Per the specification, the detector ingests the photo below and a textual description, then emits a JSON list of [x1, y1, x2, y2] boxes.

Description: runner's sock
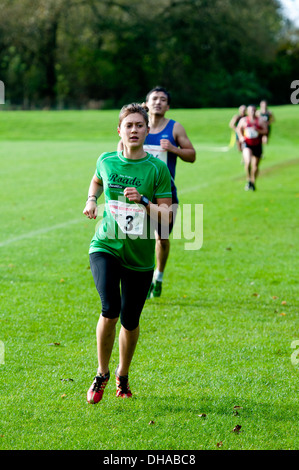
[[154, 270, 164, 283]]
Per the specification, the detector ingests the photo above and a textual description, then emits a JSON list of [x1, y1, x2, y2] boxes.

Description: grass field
[[0, 106, 298, 451]]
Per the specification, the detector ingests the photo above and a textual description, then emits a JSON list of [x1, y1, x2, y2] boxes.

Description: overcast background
[[280, 0, 299, 26]]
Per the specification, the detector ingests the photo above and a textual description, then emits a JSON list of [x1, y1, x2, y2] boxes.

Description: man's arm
[[236, 118, 245, 143], [268, 112, 275, 124], [161, 122, 196, 163], [229, 115, 238, 130], [258, 119, 268, 136]]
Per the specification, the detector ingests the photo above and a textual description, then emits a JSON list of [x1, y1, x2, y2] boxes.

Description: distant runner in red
[[236, 104, 268, 191]]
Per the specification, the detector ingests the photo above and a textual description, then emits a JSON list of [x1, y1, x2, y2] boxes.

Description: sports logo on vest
[[109, 173, 143, 187]]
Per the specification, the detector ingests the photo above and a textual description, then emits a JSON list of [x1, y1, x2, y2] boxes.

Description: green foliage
[[0, 0, 297, 108]]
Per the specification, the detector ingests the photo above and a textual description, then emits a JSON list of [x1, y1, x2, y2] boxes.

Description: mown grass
[[0, 106, 298, 450]]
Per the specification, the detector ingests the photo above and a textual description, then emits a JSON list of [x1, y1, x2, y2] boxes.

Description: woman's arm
[[83, 174, 103, 219], [123, 187, 172, 226]]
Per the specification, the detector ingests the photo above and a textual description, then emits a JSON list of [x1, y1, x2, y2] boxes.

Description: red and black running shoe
[[115, 367, 132, 398], [87, 372, 110, 404]]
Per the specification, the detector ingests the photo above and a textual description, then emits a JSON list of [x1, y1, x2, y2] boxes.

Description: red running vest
[[243, 117, 262, 146]]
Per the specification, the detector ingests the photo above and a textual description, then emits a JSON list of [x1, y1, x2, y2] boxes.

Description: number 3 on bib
[[108, 200, 146, 235]]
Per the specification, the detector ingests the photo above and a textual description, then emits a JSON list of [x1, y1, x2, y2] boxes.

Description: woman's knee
[[99, 315, 119, 330], [120, 314, 140, 331]]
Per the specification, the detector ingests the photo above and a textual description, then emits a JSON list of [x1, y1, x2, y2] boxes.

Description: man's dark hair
[[146, 86, 171, 105]]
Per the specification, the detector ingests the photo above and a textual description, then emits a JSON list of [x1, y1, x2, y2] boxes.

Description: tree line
[[0, 0, 298, 109]]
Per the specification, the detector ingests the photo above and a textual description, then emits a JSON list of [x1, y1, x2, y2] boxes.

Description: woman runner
[[83, 103, 172, 404]]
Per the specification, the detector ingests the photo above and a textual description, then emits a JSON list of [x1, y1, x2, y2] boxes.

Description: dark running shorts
[[89, 251, 153, 331], [243, 142, 263, 158]]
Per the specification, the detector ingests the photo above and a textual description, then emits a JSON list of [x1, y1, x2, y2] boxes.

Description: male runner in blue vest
[[143, 87, 196, 298]]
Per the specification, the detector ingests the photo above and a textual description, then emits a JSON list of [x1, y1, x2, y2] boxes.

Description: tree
[[0, 0, 294, 108]]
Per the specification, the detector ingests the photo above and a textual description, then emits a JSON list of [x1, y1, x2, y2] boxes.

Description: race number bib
[[244, 127, 259, 139], [108, 200, 145, 235], [144, 144, 167, 165]]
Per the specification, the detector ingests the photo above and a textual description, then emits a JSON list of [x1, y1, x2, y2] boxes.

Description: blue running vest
[[144, 119, 179, 203]]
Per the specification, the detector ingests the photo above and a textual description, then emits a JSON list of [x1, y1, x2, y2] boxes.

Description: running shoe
[[251, 182, 256, 191], [115, 367, 132, 398], [87, 371, 110, 404], [244, 182, 251, 191], [152, 280, 162, 297]]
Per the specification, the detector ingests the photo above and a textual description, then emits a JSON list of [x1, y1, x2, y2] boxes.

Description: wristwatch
[[140, 195, 149, 207]]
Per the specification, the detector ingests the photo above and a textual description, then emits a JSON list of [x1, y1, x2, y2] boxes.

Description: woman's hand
[[123, 187, 142, 203], [83, 200, 98, 219], [124, 187, 172, 226]]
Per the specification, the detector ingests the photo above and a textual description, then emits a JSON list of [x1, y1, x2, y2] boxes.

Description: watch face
[[141, 196, 149, 206]]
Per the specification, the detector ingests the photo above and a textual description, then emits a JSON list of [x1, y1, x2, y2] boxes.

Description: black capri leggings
[[89, 251, 153, 331]]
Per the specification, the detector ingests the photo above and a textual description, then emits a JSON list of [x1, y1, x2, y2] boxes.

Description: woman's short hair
[[118, 103, 149, 127]]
